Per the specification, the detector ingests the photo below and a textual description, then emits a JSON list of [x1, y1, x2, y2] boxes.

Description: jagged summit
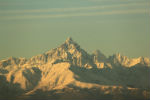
[[0, 37, 150, 100], [60, 37, 80, 50], [27, 37, 150, 69], [54, 37, 93, 67], [65, 37, 73, 44], [29, 37, 91, 68], [1, 37, 150, 68]]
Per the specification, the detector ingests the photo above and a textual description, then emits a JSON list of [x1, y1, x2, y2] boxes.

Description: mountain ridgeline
[[0, 37, 150, 100]]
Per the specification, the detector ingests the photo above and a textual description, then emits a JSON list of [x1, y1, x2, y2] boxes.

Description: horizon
[[0, 37, 149, 61], [0, 0, 150, 60]]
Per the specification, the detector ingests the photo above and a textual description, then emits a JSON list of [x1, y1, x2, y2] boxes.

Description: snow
[[0, 37, 149, 99]]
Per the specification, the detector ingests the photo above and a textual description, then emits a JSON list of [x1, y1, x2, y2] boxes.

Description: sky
[[0, 0, 150, 60]]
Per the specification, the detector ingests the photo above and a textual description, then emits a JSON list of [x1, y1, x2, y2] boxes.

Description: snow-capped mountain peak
[[59, 37, 81, 52], [0, 37, 150, 100], [65, 37, 74, 44]]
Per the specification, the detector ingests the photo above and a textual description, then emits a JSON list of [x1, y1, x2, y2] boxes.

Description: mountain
[[0, 37, 150, 100]]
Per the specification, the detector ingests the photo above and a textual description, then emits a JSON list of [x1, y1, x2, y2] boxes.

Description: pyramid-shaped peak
[[65, 37, 74, 43], [64, 37, 80, 47], [58, 37, 80, 50]]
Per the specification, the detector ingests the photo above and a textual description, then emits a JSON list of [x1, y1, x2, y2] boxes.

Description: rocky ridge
[[0, 37, 150, 100]]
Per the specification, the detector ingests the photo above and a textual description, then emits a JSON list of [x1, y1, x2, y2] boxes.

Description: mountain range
[[0, 37, 150, 100]]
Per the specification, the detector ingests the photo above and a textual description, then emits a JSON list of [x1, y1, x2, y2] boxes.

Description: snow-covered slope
[[108, 53, 150, 67], [0, 37, 150, 100]]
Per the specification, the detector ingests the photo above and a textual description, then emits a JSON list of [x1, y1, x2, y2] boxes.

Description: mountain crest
[[57, 37, 93, 67], [1, 38, 149, 69], [31, 37, 92, 68], [65, 37, 73, 44], [60, 37, 80, 50], [0, 38, 150, 100]]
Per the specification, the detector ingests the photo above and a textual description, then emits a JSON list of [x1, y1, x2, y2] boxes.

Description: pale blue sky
[[0, 0, 150, 60]]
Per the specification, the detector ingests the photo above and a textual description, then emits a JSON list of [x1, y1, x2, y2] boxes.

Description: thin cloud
[[0, 2, 149, 14], [0, 9, 148, 20]]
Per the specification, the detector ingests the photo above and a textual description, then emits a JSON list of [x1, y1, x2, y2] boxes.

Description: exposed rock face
[[0, 57, 27, 67], [0, 37, 150, 100], [108, 53, 150, 67]]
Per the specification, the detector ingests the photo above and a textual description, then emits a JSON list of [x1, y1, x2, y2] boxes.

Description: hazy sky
[[0, 0, 150, 60]]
